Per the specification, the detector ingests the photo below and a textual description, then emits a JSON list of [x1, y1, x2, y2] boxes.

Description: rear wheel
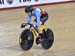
[[41, 28, 54, 49], [19, 29, 34, 50]]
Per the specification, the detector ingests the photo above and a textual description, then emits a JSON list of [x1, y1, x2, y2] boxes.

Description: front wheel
[[19, 29, 34, 50], [41, 28, 54, 49]]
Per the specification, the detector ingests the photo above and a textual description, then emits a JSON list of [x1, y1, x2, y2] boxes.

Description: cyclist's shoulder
[[33, 8, 41, 12]]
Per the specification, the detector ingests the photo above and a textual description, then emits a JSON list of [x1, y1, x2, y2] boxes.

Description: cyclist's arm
[[35, 11, 41, 26], [26, 16, 31, 23]]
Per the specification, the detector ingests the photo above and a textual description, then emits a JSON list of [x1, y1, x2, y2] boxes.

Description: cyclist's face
[[27, 12, 32, 16]]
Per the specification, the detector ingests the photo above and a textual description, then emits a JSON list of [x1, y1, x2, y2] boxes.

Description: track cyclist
[[21, 5, 48, 44]]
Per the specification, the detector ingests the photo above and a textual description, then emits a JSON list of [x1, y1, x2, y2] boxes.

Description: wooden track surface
[[0, 2, 75, 56]]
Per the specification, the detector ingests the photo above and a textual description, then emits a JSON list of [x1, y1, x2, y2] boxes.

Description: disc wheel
[[41, 28, 54, 49], [19, 29, 34, 50]]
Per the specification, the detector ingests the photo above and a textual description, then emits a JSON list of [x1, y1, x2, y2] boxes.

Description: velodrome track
[[0, 2, 75, 56]]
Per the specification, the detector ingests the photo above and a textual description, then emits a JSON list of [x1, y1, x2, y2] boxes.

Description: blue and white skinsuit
[[26, 8, 48, 26]]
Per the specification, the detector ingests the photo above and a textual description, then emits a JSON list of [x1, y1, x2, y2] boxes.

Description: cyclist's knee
[[37, 26, 43, 34]]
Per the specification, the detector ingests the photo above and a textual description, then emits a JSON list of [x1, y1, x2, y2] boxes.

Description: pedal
[[36, 38, 41, 44]]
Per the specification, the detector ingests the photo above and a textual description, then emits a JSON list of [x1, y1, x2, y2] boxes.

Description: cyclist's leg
[[33, 20, 43, 44], [36, 26, 43, 44], [40, 13, 48, 24], [33, 13, 48, 36], [33, 20, 43, 34], [36, 14, 48, 44]]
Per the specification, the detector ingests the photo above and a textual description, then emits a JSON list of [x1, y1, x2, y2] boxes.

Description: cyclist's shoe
[[36, 35, 42, 44]]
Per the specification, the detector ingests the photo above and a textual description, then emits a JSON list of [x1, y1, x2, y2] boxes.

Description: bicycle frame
[[32, 29, 38, 38], [32, 25, 47, 38]]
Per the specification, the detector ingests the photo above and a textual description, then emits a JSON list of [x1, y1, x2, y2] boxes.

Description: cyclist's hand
[[21, 23, 27, 28]]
